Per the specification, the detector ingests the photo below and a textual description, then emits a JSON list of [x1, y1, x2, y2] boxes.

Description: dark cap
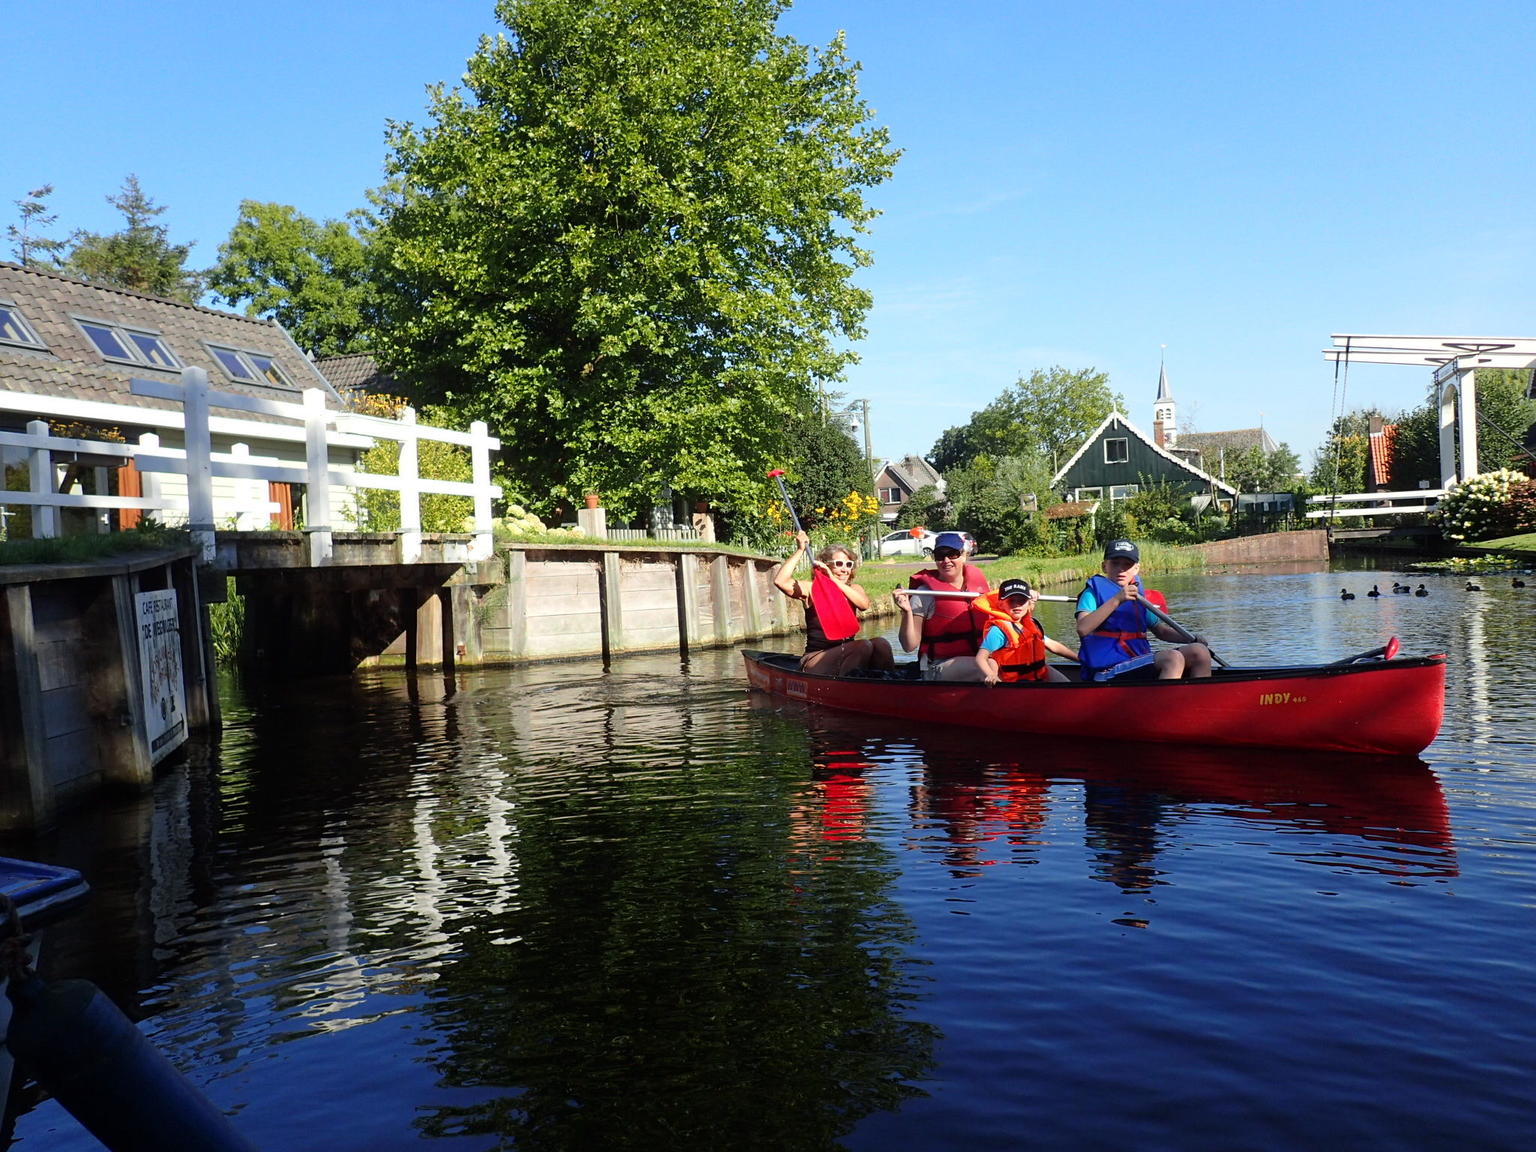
[[933, 532, 967, 554], [998, 578, 1033, 602], [1103, 539, 1139, 563]]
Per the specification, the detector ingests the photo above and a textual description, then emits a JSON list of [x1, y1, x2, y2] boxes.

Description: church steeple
[[1152, 348, 1176, 448]]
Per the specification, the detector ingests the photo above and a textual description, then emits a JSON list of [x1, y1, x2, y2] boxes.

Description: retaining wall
[[1189, 530, 1329, 567]]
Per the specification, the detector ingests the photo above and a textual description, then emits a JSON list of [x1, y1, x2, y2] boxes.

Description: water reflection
[[778, 706, 1457, 900]]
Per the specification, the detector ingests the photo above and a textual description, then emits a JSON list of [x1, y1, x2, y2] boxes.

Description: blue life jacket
[[1078, 573, 1152, 677]]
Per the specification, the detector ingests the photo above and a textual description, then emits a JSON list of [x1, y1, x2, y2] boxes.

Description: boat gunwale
[[741, 648, 1448, 689]]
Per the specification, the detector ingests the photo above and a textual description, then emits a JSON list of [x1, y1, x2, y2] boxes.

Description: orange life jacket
[[969, 592, 1048, 681]]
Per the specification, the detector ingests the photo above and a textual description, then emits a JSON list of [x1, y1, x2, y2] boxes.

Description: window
[[1104, 437, 1129, 464], [0, 302, 47, 350], [1110, 484, 1140, 501], [74, 318, 179, 369], [879, 486, 904, 504], [207, 344, 291, 387], [1074, 487, 1103, 501]]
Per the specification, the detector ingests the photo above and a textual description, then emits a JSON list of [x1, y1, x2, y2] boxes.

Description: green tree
[[1470, 369, 1536, 475], [369, 0, 898, 527], [64, 176, 203, 302], [1310, 408, 1383, 493], [1390, 369, 1536, 487], [1222, 442, 1302, 493], [930, 367, 1124, 474], [7, 184, 69, 268], [779, 409, 874, 531], [209, 202, 376, 357]]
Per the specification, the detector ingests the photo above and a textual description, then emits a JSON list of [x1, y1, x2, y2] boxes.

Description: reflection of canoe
[[768, 703, 1457, 877], [742, 648, 1447, 756]]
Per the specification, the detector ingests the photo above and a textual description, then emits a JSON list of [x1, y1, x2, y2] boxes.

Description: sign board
[[135, 589, 187, 764]]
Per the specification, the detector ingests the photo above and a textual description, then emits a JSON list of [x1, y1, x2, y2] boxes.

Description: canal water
[[4, 565, 1535, 1150]]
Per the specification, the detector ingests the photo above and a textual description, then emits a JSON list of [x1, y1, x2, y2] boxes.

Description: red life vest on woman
[[969, 591, 1048, 681], [908, 566, 990, 661]]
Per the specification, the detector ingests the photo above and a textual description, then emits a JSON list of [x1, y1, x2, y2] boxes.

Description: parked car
[[877, 529, 976, 559]]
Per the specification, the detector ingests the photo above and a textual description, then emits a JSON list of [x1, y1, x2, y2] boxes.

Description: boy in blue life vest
[[972, 578, 1078, 685], [1074, 539, 1212, 682]]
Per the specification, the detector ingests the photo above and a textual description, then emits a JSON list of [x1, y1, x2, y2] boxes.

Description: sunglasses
[[933, 549, 962, 560], [829, 559, 855, 569]]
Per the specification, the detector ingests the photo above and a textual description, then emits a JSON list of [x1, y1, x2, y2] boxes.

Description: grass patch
[[0, 524, 192, 567], [1459, 531, 1536, 554]]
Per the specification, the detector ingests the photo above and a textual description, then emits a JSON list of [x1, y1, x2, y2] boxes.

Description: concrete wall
[[470, 544, 795, 666]]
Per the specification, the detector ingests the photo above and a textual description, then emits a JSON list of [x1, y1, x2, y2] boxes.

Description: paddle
[[909, 589, 1231, 668], [1328, 636, 1401, 666], [767, 469, 858, 642]]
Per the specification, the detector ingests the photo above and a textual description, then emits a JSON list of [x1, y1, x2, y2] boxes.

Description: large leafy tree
[[1222, 442, 1302, 493], [1391, 369, 1536, 487], [209, 202, 376, 357], [930, 367, 1124, 474], [369, 0, 898, 522], [63, 175, 203, 302]]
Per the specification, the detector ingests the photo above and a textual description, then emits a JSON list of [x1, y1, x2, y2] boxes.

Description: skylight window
[[75, 318, 180, 369], [208, 344, 291, 388], [0, 302, 47, 350]]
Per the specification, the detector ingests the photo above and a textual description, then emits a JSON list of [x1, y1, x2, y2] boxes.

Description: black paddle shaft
[[767, 470, 804, 533]]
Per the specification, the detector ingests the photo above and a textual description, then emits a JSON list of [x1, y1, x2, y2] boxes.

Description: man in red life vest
[[1074, 539, 1211, 681], [893, 532, 990, 680]]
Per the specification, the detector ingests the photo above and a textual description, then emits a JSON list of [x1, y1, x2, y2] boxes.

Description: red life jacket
[[970, 591, 1048, 681], [909, 566, 990, 661]]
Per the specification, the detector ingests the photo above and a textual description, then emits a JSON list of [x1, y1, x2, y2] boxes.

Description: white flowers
[[1436, 469, 1526, 541]]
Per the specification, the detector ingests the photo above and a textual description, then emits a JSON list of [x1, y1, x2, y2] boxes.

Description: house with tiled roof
[[873, 454, 943, 523], [0, 261, 358, 535]]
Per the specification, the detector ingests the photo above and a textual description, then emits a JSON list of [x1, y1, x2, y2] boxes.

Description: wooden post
[[397, 406, 422, 563], [470, 420, 493, 561], [742, 560, 763, 637], [181, 367, 216, 564], [136, 432, 162, 522], [674, 553, 698, 659], [102, 575, 152, 788], [710, 554, 733, 645], [25, 420, 56, 539], [0, 586, 52, 828], [507, 551, 528, 660], [303, 387, 334, 566], [601, 551, 624, 659]]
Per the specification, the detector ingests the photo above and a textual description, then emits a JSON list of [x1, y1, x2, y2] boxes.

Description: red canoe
[[742, 648, 1447, 757]]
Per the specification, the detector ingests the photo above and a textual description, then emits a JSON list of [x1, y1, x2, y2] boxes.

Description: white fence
[[0, 366, 500, 565], [1305, 488, 1444, 519]]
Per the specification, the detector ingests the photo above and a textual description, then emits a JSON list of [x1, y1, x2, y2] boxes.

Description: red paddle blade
[[810, 570, 859, 642], [1385, 636, 1400, 660], [1144, 589, 1169, 611]]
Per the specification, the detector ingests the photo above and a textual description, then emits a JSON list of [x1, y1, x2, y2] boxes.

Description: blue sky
[[9, 1, 1536, 467]]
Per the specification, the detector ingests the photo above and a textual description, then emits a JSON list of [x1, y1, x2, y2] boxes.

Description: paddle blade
[[1385, 636, 1400, 660], [1144, 589, 1169, 612], [810, 571, 859, 642]]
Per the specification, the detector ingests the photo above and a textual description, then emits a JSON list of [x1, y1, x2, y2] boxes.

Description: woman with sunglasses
[[773, 529, 896, 676]]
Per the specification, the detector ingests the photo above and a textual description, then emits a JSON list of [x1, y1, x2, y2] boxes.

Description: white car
[[877, 530, 975, 559]]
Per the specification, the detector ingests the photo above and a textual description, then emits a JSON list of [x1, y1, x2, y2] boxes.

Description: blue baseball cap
[[934, 532, 967, 554]]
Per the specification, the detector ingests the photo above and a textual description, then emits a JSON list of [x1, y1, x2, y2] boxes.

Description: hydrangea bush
[[1435, 469, 1530, 541]]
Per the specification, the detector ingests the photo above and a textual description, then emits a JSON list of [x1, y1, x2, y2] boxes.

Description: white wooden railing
[[0, 366, 500, 566], [1305, 488, 1445, 519]]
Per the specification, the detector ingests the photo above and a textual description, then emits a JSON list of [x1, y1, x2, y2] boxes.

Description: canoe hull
[[742, 650, 1447, 757]]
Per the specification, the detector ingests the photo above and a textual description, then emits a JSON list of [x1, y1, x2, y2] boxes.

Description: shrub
[[1436, 468, 1529, 541]]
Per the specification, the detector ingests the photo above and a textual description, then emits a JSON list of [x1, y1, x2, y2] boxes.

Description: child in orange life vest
[[972, 578, 1078, 685]]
